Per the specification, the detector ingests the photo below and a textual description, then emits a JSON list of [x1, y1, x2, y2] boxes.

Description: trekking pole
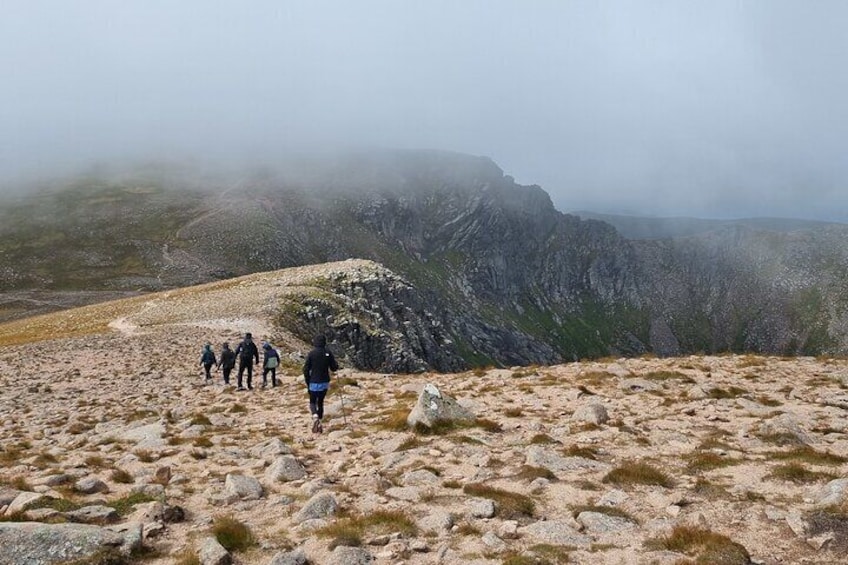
[[339, 383, 347, 427]]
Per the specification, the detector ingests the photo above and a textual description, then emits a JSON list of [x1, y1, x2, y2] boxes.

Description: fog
[[2, 1, 847, 221]]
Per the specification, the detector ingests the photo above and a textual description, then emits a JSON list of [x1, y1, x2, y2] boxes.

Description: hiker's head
[[204, 343, 211, 350], [263, 342, 271, 350], [222, 342, 230, 349], [313, 335, 327, 347], [245, 332, 252, 341]]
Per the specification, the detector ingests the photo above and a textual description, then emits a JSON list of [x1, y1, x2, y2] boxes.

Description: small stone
[[75, 478, 109, 495], [293, 492, 338, 524], [66, 505, 120, 525], [223, 474, 263, 501], [468, 497, 495, 519], [572, 402, 609, 425], [268, 548, 308, 565], [199, 535, 231, 565]]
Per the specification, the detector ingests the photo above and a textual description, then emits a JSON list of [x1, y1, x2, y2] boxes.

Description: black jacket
[[303, 346, 338, 385], [219, 348, 236, 370], [235, 339, 259, 364]]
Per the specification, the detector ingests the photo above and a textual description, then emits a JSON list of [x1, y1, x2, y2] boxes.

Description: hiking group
[[199, 332, 338, 434]]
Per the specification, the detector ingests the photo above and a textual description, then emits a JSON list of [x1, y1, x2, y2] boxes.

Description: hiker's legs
[[237, 362, 246, 389], [270, 368, 277, 387], [314, 389, 327, 420], [245, 363, 253, 389], [222, 367, 232, 385], [203, 363, 212, 380], [262, 367, 270, 387], [309, 391, 319, 417]]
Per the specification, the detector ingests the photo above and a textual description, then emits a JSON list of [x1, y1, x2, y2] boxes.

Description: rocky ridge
[[4, 150, 848, 364]]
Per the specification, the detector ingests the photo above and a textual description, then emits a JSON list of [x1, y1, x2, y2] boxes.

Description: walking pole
[[339, 381, 348, 428]]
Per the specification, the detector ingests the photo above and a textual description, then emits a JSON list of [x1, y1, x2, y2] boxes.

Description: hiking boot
[[311, 415, 320, 433], [317, 420, 323, 434]]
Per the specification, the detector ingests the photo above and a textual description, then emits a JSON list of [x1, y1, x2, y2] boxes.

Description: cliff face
[[3, 150, 848, 368]]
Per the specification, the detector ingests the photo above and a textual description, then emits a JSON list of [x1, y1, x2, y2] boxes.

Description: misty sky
[[2, 1, 847, 221]]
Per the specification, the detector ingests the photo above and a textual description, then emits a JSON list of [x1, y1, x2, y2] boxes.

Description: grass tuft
[[766, 462, 836, 484], [644, 525, 750, 565], [211, 514, 256, 552], [603, 461, 673, 488], [463, 483, 535, 519]]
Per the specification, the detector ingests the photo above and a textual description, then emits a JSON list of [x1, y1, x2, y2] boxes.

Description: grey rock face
[[293, 492, 338, 523], [264, 455, 306, 483], [0, 522, 138, 565], [5, 492, 45, 515], [406, 384, 475, 429], [224, 474, 263, 501]]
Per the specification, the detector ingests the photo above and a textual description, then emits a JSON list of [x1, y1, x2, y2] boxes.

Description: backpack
[[266, 355, 279, 369]]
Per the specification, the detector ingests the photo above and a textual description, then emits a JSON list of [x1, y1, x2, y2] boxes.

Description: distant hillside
[[4, 150, 848, 364], [573, 210, 843, 240]]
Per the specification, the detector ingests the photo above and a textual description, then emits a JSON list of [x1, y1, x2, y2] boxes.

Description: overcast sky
[[2, 1, 847, 221]]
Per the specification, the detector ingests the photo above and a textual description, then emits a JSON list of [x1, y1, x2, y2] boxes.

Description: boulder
[[264, 456, 307, 483], [65, 505, 120, 525], [224, 474, 263, 501], [576, 511, 636, 533], [815, 478, 848, 508], [5, 492, 46, 516], [468, 497, 496, 519], [525, 446, 608, 473], [401, 469, 440, 487], [75, 477, 109, 495], [327, 546, 373, 565], [572, 402, 609, 425], [0, 522, 139, 565], [758, 413, 811, 445], [406, 384, 474, 429], [199, 536, 232, 565], [519, 519, 591, 548], [249, 437, 292, 460], [267, 549, 308, 565], [293, 492, 338, 523]]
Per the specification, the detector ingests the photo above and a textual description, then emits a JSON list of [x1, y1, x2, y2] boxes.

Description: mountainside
[[4, 150, 848, 365]]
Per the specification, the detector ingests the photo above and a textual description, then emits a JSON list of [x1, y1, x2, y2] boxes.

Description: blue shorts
[[308, 382, 329, 392]]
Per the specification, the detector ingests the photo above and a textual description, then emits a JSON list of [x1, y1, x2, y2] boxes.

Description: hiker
[[200, 343, 217, 382], [235, 332, 259, 390], [262, 342, 281, 388], [217, 342, 236, 385], [303, 334, 338, 433]]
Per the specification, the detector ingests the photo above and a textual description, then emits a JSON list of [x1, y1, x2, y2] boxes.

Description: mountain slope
[[4, 150, 848, 364]]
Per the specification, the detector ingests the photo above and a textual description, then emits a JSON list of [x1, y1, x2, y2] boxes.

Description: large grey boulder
[[5, 492, 46, 515], [264, 455, 307, 483], [250, 437, 292, 459], [572, 402, 609, 425], [0, 522, 139, 565], [576, 511, 636, 533], [199, 536, 232, 565], [406, 384, 474, 429], [293, 492, 338, 523], [224, 474, 264, 501]]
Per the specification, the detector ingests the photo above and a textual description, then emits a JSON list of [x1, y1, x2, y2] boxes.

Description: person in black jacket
[[261, 342, 280, 388], [234, 332, 259, 390], [217, 342, 236, 385], [303, 334, 338, 433]]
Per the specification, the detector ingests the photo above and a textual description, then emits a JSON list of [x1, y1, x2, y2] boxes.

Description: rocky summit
[[0, 262, 847, 564]]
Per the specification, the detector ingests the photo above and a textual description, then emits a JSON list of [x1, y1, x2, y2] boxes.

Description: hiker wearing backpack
[[217, 342, 236, 385], [302, 334, 338, 434], [200, 343, 217, 382], [262, 342, 281, 388], [235, 332, 259, 390]]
